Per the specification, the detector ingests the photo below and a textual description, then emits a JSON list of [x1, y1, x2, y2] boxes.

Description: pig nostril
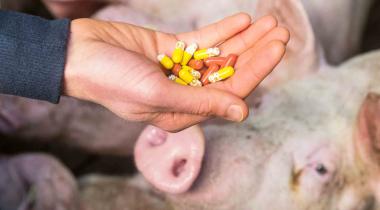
[[315, 163, 328, 176], [172, 159, 187, 177], [147, 127, 168, 147]]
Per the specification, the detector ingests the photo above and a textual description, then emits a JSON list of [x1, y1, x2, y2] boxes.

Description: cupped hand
[[63, 13, 289, 132]]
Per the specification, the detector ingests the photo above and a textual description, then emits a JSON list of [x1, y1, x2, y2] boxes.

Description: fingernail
[[226, 105, 243, 122]]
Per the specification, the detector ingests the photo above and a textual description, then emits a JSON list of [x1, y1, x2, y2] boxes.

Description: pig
[[0, 153, 79, 210], [78, 52, 380, 210], [135, 50, 380, 210], [129, 1, 380, 210]]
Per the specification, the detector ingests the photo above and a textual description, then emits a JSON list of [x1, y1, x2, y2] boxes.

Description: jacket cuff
[[0, 10, 70, 103]]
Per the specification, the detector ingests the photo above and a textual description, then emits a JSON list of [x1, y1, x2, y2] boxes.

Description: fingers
[[245, 26, 290, 53], [157, 83, 249, 123], [219, 15, 278, 56], [177, 13, 252, 49], [150, 113, 207, 132], [222, 40, 286, 98]]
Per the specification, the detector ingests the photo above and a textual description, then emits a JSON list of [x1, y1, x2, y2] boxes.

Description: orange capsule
[[204, 57, 226, 67], [221, 54, 238, 68], [188, 59, 204, 70], [199, 68, 207, 76], [201, 64, 220, 85], [172, 63, 181, 76]]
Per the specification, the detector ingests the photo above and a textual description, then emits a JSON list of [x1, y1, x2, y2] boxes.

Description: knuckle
[[195, 95, 214, 116]]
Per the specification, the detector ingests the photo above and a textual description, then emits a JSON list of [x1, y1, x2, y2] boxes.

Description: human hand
[[63, 13, 289, 132]]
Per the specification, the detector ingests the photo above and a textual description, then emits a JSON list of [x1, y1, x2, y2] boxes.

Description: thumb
[[161, 83, 249, 122]]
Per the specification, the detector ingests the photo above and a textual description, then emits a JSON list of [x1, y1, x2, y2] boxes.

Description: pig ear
[[356, 93, 380, 166], [256, 0, 323, 71]]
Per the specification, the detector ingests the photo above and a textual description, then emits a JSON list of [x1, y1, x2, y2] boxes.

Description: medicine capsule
[[172, 41, 185, 64], [181, 43, 198, 66], [169, 74, 187, 85], [179, 68, 195, 84], [208, 66, 235, 83], [204, 57, 226, 67], [194, 47, 220, 60], [189, 79, 202, 87], [201, 64, 219, 85], [221, 54, 238, 68], [199, 68, 207, 75], [172, 63, 182, 76], [188, 59, 204, 70], [182, 66, 201, 79], [157, 54, 174, 69]]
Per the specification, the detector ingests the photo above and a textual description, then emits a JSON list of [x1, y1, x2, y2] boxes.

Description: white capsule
[[189, 79, 202, 87]]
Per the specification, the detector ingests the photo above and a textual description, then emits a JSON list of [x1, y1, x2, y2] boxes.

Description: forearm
[[0, 10, 69, 103]]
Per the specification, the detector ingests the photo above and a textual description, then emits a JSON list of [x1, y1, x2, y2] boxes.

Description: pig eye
[[315, 163, 328, 176]]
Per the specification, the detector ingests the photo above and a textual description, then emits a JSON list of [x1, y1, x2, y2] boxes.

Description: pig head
[[130, 1, 380, 209], [134, 49, 380, 210]]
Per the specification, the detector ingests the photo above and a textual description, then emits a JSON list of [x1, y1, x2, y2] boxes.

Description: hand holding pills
[[158, 40, 237, 86], [63, 13, 289, 132]]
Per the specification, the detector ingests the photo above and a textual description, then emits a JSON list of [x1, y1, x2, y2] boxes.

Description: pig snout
[[134, 125, 205, 194]]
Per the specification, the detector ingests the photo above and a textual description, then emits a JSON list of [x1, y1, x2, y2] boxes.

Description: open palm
[[64, 13, 289, 131]]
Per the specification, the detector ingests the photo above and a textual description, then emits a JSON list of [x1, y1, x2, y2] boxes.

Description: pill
[[172, 63, 181, 76], [208, 66, 235, 83], [172, 41, 185, 64], [204, 57, 226, 67], [194, 47, 220, 60], [157, 54, 174, 69], [179, 68, 195, 84], [189, 79, 202, 87], [199, 68, 207, 76], [182, 66, 201, 79], [169, 74, 187, 85], [188, 59, 204, 70], [201, 64, 220, 85], [221, 54, 238, 68], [181, 43, 198, 66]]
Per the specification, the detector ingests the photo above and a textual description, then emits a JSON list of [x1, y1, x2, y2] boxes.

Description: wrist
[[62, 19, 91, 101]]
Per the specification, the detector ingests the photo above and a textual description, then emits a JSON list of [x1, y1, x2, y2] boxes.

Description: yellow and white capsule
[[194, 47, 220, 60], [189, 79, 202, 87], [157, 54, 174, 69], [208, 66, 235, 83], [169, 74, 187, 85], [181, 43, 198, 66], [172, 41, 185, 64], [182, 66, 201, 79], [178, 68, 195, 84]]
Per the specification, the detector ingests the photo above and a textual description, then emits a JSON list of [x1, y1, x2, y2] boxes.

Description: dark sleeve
[[0, 10, 70, 103]]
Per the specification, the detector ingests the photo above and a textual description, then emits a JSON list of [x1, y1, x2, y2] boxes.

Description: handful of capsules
[[157, 41, 238, 87]]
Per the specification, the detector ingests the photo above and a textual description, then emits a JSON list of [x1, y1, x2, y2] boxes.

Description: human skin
[[63, 13, 289, 132]]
